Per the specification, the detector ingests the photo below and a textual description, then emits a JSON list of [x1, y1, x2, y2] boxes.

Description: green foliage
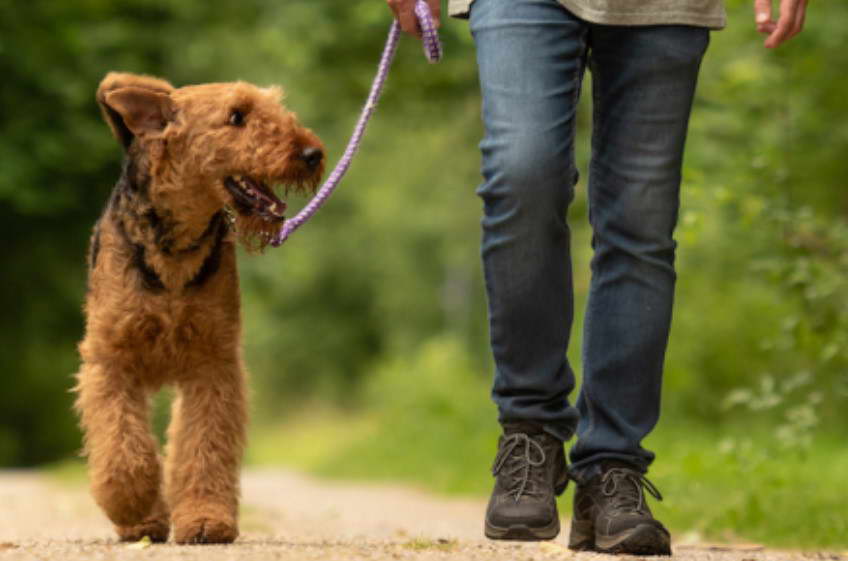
[[649, 425, 848, 547], [249, 336, 499, 494]]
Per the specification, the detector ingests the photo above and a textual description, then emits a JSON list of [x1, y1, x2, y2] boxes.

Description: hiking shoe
[[484, 422, 568, 541], [568, 461, 671, 556]]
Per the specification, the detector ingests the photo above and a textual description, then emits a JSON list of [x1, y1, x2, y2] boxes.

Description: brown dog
[[73, 72, 323, 544]]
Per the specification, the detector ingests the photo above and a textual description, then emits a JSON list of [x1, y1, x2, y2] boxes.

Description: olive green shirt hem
[[448, 0, 727, 30]]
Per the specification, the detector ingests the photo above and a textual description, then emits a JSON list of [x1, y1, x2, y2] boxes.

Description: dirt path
[[0, 469, 839, 560]]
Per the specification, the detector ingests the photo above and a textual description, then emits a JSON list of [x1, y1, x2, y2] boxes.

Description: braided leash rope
[[270, 1, 441, 247]]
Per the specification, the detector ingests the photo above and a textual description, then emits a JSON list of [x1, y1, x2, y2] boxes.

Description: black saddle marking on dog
[[132, 243, 167, 292], [89, 224, 101, 269], [183, 211, 226, 253], [185, 212, 228, 290], [102, 151, 151, 222], [119, 149, 151, 198], [104, 151, 229, 292], [145, 203, 227, 257], [144, 207, 176, 254], [103, 152, 169, 292], [112, 213, 166, 293]]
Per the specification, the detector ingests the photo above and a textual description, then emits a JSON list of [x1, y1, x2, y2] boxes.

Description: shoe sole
[[485, 517, 560, 541], [568, 522, 671, 556]]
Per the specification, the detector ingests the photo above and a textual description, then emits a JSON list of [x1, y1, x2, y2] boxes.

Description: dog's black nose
[[300, 147, 323, 169]]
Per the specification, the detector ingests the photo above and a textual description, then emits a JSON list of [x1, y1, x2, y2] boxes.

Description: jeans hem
[[542, 422, 576, 443]]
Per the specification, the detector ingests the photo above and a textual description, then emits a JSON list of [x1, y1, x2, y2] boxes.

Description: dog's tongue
[[253, 185, 287, 218], [244, 177, 286, 218]]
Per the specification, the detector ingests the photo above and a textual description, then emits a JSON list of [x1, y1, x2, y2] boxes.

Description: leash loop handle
[[271, 0, 441, 247], [416, 1, 443, 63]]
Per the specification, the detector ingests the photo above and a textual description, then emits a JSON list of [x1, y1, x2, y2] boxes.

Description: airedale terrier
[[73, 72, 323, 544]]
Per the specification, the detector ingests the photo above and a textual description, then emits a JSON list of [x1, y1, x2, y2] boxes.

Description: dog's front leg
[[165, 363, 247, 544], [74, 362, 170, 542]]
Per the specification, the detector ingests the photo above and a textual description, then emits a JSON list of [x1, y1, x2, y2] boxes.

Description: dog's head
[[97, 72, 324, 249]]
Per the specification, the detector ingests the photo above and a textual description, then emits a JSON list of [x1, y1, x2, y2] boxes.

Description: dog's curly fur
[[73, 72, 323, 544]]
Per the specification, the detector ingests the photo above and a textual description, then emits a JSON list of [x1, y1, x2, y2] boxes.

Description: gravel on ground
[[0, 469, 842, 561]]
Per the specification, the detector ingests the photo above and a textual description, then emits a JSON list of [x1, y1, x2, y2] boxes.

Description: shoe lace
[[491, 432, 547, 501], [600, 467, 663, 513]]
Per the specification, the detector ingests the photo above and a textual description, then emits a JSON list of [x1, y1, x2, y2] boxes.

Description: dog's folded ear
[[97, 72, 175, 149], [103, 88, 175, 144]]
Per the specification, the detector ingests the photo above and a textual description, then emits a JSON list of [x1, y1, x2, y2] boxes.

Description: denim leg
[[470, 0, 587, 442], [569, 25, 710, 480]]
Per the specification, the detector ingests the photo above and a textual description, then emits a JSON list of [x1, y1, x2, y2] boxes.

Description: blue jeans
[[470, 0, 709, 481]]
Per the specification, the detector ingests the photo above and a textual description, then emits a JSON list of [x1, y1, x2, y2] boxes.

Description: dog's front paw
[[116, 514, 170, 543], [114, 496, 170, 543], [172, 506, 238, 545]]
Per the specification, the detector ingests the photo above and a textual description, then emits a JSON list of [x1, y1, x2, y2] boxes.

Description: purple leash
[[271, 0, 442, 247]]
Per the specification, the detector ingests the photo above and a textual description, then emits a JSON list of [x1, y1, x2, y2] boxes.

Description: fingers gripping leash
[[270, 0, 441, 247]]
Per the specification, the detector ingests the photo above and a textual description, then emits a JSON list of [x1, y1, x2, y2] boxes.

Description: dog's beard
[[223, 173, 322, 252], [232, 213, 281, 253]]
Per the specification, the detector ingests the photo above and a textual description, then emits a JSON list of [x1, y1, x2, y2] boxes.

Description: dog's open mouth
[[224, 175, 288, 222]]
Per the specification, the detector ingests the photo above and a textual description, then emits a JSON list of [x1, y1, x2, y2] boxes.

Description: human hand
[[754, 0, 808, 49], [386, 0, 441, 38]]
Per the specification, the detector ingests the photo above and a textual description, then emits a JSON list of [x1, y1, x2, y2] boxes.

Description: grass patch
[[42, 457, 87, 486], [246, 338, 848, 549], [645, 424, 848, 548], [247, 405, 380, 469], [403, 538, 458, 552]]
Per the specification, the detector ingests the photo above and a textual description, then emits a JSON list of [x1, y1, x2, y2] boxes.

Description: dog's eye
[[228, 110, 245, 127]]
